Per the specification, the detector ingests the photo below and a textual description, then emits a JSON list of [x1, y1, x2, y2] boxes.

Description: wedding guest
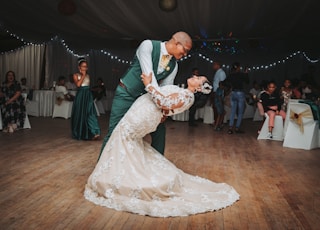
[[279, 79, 293, 112], [20, 77, 29, 94], [0, 71, 26, 133], [212, 61, 226, 126], [55, 76, 75, 102], [259, 81, 286, 139], [65, 74, 77, 90], [227, 62, 249, 134], [188, 67, 210, 127], [98, 31, 192, 159], [84, 73, 239, 217], [91, 78, 106, 101], [249, 81, 261, 106], [213, 80, 226, 131], [71, 58, 100, 140]]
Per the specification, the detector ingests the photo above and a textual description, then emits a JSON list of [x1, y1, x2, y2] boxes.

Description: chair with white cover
[[94, 99, 105, 114], [202, 104, 214, 124], [253, 108, 264, 121], [25, 99, 40, 117], [253, 101, 264, 121], [242, 103, 255, 119], [257, 113, 284, 141], [52, 93, 73, 119], [94, 99, 100, 117], [283, 103, 319, 150], [21, 93, 31, 129]]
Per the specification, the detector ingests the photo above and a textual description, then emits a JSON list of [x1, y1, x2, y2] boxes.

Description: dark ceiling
[[1, 0, 320, 53]]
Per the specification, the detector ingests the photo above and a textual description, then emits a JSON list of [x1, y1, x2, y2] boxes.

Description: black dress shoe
[[235, 129, 244, 134]]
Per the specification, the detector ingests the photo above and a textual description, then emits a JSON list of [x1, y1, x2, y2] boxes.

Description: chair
[[21, 93, 31, 129], [203, 104, 214, 124], [52, 93, 73, 119], [253, 109, 264, 121], [242, 103, 255, 119], [283, 103, 319, 150], [25, 100, 40, 117], [94, 99, 105, 114], [257, 113, 284, 141], [94, 99, 100, 117], [253, 102, 264, 121]]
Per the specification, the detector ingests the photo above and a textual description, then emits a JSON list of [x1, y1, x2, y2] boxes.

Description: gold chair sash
[[289, 108, 313, 133]]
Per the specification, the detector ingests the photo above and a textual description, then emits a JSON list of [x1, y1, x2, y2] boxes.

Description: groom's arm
[[136, 40, 160, 89]]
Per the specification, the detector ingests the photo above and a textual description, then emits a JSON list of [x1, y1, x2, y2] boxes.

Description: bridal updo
[[201, 81, 212, 94]]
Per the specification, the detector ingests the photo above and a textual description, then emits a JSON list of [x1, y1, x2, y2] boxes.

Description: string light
[[1, 29, 319, 71]]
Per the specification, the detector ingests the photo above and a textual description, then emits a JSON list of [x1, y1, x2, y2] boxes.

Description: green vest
[[121, 40, 176, 98]]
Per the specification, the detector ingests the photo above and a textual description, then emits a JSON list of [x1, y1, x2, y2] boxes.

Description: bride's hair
[[201, 81, 212, 94]]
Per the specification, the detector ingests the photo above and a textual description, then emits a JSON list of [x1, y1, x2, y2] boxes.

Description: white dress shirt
[[136, 40, 178, 89], [213, 68, 226, 92]]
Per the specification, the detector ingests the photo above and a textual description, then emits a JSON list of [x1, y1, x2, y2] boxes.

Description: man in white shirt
[[55, 76, 74, 103], [20, 77, 29, 93], [212, 61, 226, 126], [65, 74, 77, 90], [99, 31, 192, 159]]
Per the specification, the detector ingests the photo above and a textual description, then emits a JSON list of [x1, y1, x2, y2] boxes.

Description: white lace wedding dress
[[84, 85, 239, 217]]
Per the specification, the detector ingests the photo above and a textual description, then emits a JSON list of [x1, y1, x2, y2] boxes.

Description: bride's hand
[[141, 72, 152, 86]]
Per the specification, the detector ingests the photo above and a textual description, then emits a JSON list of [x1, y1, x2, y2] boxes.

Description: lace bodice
[[145, 85, 194, 116]]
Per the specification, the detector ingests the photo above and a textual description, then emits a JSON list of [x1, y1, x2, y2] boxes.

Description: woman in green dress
[[71, 58, 100, 140]]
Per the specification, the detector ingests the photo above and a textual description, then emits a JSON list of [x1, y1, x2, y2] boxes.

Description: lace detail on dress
[[84, 85, 239, 217], [145, 84, 194, 116]]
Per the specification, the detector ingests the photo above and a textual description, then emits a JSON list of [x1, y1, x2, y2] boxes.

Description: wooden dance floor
[[1, 115, 319, 229]]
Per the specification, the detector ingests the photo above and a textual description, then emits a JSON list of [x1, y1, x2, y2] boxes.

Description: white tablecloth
[[171, 111, 189, 121], [171, 105, 214, 124], [33, 90, 55, 117]]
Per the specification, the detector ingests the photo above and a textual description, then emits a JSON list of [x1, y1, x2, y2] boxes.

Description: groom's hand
[[160, 115, 167, 123], [160, 109, 174, 123]]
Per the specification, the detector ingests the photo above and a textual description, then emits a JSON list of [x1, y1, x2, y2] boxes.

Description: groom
[[98, 31, 192, 159]]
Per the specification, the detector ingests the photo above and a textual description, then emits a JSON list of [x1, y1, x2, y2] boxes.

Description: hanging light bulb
[[159, 0, 178, 12]]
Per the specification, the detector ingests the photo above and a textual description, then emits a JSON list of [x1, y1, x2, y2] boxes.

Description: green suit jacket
[[121, 40, 177, 99]]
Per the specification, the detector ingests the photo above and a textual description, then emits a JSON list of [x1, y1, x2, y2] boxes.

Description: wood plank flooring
[[0, 114, 319, 229]]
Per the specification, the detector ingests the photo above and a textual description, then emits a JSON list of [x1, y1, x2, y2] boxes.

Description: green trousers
[[98, 86, 166, 160]]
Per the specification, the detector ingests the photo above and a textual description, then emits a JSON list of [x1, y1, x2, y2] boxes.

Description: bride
[[84, 73, 239, 217]]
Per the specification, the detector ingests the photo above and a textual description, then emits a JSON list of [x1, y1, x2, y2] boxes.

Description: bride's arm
[[141, 73, 193, 111]]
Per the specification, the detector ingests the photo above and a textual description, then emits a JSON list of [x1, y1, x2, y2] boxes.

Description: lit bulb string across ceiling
[[1, 30, 319, 72]]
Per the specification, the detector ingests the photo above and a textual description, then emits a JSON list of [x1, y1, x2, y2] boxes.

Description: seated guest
[[249, 81, 261, 106], [55, 76, 75, 103], [65, 74, 77, 90], [20, 77, 29, 93], [279, 79, 293, 112], [91, 78, 106, 101], [0, 71, 26, 133], [20, 77, 34, 100], [259, 81, 286, 139]]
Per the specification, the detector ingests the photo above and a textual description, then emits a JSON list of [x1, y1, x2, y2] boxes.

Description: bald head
[[166, 31, 192, 59], [172, 31, 192, 51]]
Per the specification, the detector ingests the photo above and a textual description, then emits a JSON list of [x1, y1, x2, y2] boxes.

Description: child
[[259, 81, 286, 139], [214, 80, 226, 131]]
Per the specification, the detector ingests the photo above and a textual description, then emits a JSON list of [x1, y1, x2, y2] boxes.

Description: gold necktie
[[160, 55, 171, 71]]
